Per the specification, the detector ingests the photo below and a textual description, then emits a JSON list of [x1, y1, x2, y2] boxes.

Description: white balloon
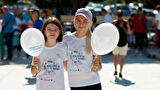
[[20, 28, 45, 56], [91, 23, 119, 55]]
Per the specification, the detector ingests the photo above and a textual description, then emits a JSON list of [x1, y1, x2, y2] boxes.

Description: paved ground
[[0, 47, 160, 90]]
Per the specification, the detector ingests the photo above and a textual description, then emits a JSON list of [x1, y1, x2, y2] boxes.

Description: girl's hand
[[91, 55, 102, 72], [92, 60, 99, 71], [33, 56, 40, 68]]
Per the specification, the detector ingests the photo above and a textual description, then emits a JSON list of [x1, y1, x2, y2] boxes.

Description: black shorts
[[71, 83, 102, 90]]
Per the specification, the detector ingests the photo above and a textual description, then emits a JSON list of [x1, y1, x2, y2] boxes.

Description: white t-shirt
[[103, 13, 113, 23], [33, 43, 67, 90], [13, 17, 26, 30], [63, 33, 100, 87], [0, 19, 3, 32], [155, 12, 160, 30]]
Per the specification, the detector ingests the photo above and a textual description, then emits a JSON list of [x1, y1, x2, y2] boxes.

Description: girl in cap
[[31, 17, 67, 90], [63, 8, 102, 90]]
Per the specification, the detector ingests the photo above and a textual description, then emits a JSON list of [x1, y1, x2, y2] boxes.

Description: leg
[[120, 55, 125, 73], [119, 44, 128, 78], [113, 54, 118, 73], [112, 46, 119, 75], [0, 33, 5, 59], [4, 33, 13, 60]]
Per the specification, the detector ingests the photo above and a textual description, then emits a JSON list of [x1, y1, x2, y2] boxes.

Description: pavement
[[0, 47, 160, 90], [144, 46, 160, 61]]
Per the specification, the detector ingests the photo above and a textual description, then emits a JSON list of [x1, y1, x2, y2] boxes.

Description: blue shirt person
[[2, 11, 15, 33], [33, 17, 43, 30], [31, 8, 43, 30], [2, 5, 16, 60]]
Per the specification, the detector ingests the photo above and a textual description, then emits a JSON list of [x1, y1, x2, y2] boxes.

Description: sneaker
[[114, 71, 117, 76], [119, 73, 123, 78]]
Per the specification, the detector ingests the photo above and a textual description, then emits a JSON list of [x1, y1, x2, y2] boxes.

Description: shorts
[[112, 44, 128, 56], [71, 83, 101, 90]]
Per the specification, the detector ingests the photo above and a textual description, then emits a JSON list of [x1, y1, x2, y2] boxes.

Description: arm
[[126, 21, 131, 34], [2, 22, 5, 27], [14, 21, 16, 25], [31, 56, 40, 76], [63, 61, 67, 71], [156, 20, 159, 29], [155, 15, 160, 29], [97, 55, 102, 71]]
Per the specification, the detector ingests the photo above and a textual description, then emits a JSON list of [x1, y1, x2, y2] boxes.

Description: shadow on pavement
[[25, 77, 36, 85], [0, 55, 32, 66], [0, 60, 10, 65], [110, 76, 135, 86], [101, 48, 160, 64]]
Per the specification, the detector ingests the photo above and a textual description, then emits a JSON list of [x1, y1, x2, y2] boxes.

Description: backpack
[[114, 20, 128, 47]]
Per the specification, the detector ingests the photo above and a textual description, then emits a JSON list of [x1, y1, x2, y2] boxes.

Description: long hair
[[41, 17, 63, 42], [73, 18, 92, 55], [85, 27, 92, 55]]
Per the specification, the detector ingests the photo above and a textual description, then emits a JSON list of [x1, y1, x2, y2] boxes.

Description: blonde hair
[[85, 27, 92, 55], [73, 17, 93, 55]]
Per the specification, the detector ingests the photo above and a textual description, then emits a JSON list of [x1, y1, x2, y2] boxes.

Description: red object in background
[[155, 30, 160, 41]]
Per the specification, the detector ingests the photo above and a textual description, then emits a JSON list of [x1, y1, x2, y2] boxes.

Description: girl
[[31, 17, 67, 90], [63, 8, 102, 90]]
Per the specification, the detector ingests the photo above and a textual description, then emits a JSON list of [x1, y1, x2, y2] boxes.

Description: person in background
[[22, 7, 31, 25], [132, 7, 147, 56], [12, 31, 21, 56], [155, 5, 160, 48], [90, 10, 97, 32], [112, 10, 131, 78], [1, 5, 16, 60], [63, 8, 102, 90], [0, 9, 4, 60], [101, 8, 113, 23], [30, 8, 43, 30], [41, 9, 48, 21]]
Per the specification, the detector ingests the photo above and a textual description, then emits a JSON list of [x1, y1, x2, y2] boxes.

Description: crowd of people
[[0, 4, 160, 90], [0, 5, 52, 60]]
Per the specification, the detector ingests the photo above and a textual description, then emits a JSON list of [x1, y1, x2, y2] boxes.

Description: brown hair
[[41, 17, 63, 42]]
